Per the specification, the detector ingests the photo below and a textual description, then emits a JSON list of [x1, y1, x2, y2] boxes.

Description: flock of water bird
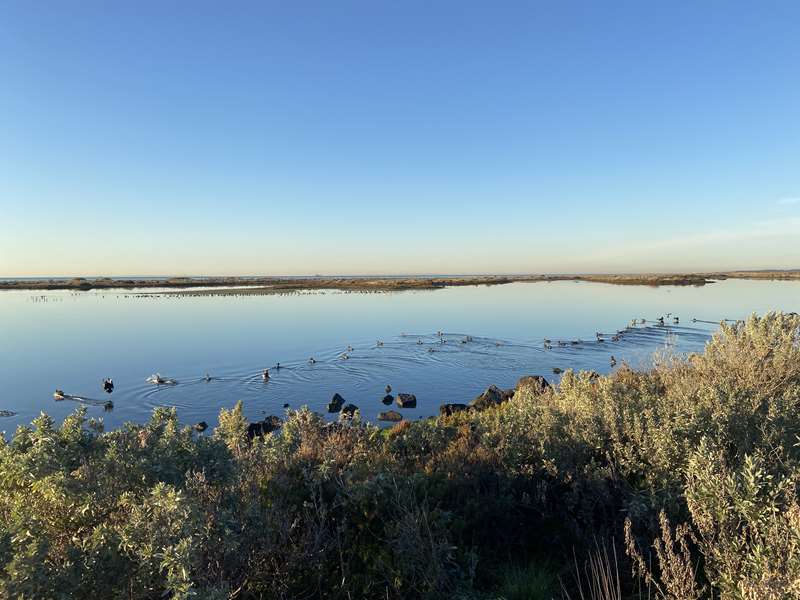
[[42, 313, 728, 421]]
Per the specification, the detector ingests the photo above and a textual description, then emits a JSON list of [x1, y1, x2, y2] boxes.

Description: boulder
[[382, 394, 394, 405], [378, 410, 403, 422], [439, 403, 469, 416], [247, 415, 282, 438], [327, 393, 345, 412], [516, 375, 551, 396], [396, 393, 417, 408], [469, 385, 507, 410], [339, 403, 359, 419]]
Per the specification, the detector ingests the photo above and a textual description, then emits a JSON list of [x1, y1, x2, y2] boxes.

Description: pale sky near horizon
[[1, 1, 799, 277]]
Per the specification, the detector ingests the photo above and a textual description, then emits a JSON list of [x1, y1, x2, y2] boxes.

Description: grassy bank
[[1, 313, 799, 599], [3, 271, 800, 294]]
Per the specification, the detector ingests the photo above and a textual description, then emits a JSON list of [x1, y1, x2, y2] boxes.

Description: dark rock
[[516, 375, 551, 396], [378, 410, 403, 422], [439, 403, 468, 416], [339, 403, 359, 419], [396, 393, 417, 408], [283, 403, 290, 408], [247, 415, 282, 439], [327, 393, 345, 412], [194, 421, 208, 432], [469, 385, 506, 410], [382, 394, 394, 405], [552, 367, 564, 374]]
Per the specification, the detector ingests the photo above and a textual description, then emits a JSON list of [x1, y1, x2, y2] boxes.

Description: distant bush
[[1, 313, 799, 599]]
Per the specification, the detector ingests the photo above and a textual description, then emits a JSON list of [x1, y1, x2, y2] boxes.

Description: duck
[[275, 362, 281, 370], [552, 367, 564, 374], [657, 316, 665, 325], [340, 353, 350, 360], [385, 385, 392, 394], [610, 355, 617, 367], [54, 389, 66, 400], [309, 357, 317, 364], [673, 317, 679, 324], [103, 400, 114, 411], [376, 340, 384, 347], [102, 378, 114, 394], [262, 369, 270, 381], [204, 373, 211, 382]]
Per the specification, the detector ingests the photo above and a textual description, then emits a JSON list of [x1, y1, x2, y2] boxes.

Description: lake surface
[[1, 280, 798, 435]]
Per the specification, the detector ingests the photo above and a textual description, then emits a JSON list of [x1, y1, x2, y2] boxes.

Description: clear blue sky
[[1, 1, 799, 276]]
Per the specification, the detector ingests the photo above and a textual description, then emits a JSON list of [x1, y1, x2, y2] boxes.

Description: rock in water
[[439, 403, 468, 416], [378, 410, 402, 422], [327, 393, 345, 412], [469, 385, 509, 411], [247, 415, 282, 439], [515, 375, 551, 396], [396, 393, 417, 408], [339, 404, 359, 419]]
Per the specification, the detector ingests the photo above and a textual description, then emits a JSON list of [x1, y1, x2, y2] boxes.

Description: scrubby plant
[[0, 312, 798, 598]]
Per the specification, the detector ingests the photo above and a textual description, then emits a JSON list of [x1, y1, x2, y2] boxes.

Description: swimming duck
[[309, 357, 316, 364], [204, 373, 211, 382], [385, 384, 392, 394], [610, 355, 617, 367], [673, 317, 679, 324], [262, 369, 270, 381], [54, 389, 66, 400], [376, 340, 384, 347], [102, 378, 114, 394]]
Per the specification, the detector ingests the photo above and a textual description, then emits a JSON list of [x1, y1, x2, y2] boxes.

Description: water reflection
[[0, 280, 797, 433]]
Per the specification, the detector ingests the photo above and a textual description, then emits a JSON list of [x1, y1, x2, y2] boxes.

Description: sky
[[1, 1, 799, 277]]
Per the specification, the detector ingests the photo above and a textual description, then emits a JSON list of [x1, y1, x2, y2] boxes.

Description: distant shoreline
[[1, 270, 799, 294]]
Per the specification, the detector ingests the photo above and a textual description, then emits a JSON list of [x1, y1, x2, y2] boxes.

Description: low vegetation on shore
[[1, 313, 799, 599], [2, 270, 800, 294]]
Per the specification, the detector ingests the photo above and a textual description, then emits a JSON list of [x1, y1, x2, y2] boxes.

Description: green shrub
[[0, 312, 798, 598]]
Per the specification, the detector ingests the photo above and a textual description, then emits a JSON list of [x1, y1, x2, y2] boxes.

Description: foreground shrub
[[0, 312, 798, 598]]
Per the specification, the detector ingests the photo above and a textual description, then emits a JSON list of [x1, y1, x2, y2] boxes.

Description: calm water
[[0, 280, 798, 434]]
